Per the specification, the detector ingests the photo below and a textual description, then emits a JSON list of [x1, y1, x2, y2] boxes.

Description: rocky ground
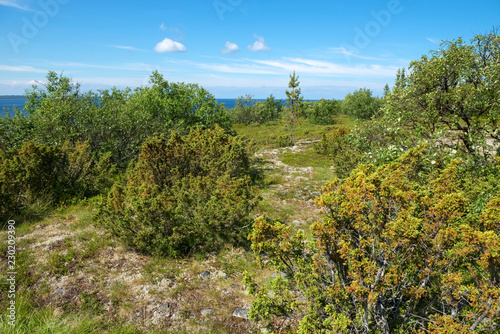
[[8, 141, 330, 333]]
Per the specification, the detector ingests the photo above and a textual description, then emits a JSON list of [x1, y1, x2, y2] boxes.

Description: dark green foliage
[[0, 71, 230, 167], [285, 72, 304, 144], [305, 99, 341, 125], [0, 141, 115, 222], [95, 126, 258, 257], [314, 126, 362, 178], [230, 94, 283, 125], [275, 134, 293, 148], [341, 88, 381, 120]]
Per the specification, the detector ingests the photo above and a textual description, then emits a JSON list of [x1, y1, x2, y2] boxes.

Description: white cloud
[[159, 23, 167, 31], [247, 35, 270, 52], [0, 0, 31, 11], [154, 38, 187, 53], [221, 41, 239, 55]]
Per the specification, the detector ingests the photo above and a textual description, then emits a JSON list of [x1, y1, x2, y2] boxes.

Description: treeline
[[229, 87, 382, 125]]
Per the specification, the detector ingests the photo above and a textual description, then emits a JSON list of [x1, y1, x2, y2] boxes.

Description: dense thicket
[[350, 31, 500, 168], [341, 87, 381, 120], [246, 31, 500, 333], [0, 71, 230, 167], [229, 94, 284, 124], [304, 99, 341, 125], [0, 140, 114, 222], [246, 147, 500, 333], [95, 126, 258, 256]]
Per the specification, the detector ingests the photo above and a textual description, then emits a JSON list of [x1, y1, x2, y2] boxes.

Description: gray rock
[[55, 288, 66, 296], [233, 307, 249, 319], [222, 289, 229, 294], [199, 270, 210, 279], [311, 191, 321, 197], [292, 220, 301, 225], [201, 308, 214, 316], [306, 217, 314, 223]]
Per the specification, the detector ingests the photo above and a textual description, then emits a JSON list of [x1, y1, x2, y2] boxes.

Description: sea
[[0, 97, 266, 116], [0, 96, 27, 116]]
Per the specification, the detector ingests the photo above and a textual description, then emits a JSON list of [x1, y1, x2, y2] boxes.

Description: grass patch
[[281, 149, 333, 168]]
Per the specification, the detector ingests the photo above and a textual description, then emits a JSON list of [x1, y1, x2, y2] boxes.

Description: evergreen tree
[[285, 71, 303, 145]]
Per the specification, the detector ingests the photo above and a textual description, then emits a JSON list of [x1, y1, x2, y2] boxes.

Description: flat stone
[[233, 307, 249, 319], [292, 220, 301, 225], [54, 288, 66, 296], [199, 270, 210, 279]]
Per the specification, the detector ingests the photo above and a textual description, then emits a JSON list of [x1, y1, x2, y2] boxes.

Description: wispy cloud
[[329, 47, 385, 61], [221, 41, 239, 55], [426, 37, 440, 45], [192, 62, 281, 75], [247, 35, 270, 52], [248, 57, 398, 77], [108, 44, 149, 52], [154, 38, 187, 53], [0, 65, 47, 73], [0, 0, 31, 11], [48, 61, 156, 72]]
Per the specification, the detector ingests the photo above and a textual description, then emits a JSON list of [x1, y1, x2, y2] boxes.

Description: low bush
[[0, 141, 115, 223], [95, 126, 258, 257], [275, 134, 293, 148], [304, 99, 340, 125], [314, 126, 362, 178]]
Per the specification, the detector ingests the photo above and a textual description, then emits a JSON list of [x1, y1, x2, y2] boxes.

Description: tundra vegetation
[[0, 30, 499, 333]]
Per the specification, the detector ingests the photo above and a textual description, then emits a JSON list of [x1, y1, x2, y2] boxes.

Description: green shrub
[[1, 71, 230, 168], [305, 99, 340, 125], [275, 134, 293, 148], [0, 141, 115, 222], [95, 126, 258, 257], [314, 126, 362, 178], [230, 95, 284, 125], [341, 88, 382, 120]]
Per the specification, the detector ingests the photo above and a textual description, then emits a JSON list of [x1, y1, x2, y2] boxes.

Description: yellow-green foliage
[[247, 146, 500, 333], [95, 126, 258, 257], [314, 126, 362, 178]]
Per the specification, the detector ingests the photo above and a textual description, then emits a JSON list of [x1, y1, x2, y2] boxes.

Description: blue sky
[[0, 0, 499, 99]]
